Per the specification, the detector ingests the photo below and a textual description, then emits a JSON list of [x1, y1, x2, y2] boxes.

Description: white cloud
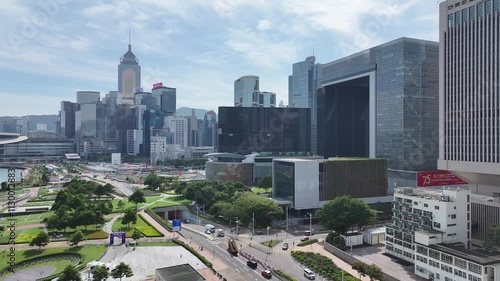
[[257, 20, 272, 31]]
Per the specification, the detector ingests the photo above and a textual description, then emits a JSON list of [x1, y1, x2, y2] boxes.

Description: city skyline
[[1, 1, 438, 116]]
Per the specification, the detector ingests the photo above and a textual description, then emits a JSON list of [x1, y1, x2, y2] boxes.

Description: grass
[[147, 196, 191, 209], [0, 212, 53, 228], [112, 214, 162, 237], [47, 223, 107, 241], [261, 239, 281, 247], [21, 201, 54, 207], [0, 244, 107, 274], [0, 227, 44, 244]]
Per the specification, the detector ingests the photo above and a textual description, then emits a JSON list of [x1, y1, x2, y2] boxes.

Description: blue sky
[[0, 0, 439, 116]]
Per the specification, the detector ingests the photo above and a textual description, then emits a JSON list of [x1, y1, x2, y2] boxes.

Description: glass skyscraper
[[318, 37, 439, 189], [118, 40, 141, 105]]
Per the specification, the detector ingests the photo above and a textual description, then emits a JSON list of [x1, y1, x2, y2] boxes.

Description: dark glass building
[[218, 107, 311, 154], [318, 37, 439, 174]]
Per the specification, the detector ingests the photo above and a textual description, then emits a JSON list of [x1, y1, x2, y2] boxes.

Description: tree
[[29, 231, 49, 250], [117, 200, 125, 209], [94, 183, 115, 199], [59, 265, 82, 281], [316, 195, 378, 235], [121, 208, 137, 228], [257, 175, 273, 192], [70, 230, 85, 246], [352, 261, 368, 280], [91, 265, 109, 281], [111, 262, 134, 281], [128, 189, 146, 210], [131, 229, 142, 244], [144, 172, 162, 190], [484, 224, 500, 250], [41, 173, 49, 185], [366, 264, 383, 281]]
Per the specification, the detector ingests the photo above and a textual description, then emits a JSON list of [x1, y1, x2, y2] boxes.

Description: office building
[[118, 38, 141, 105], [318, 37, 439, 192], [150, 136, 167, 164], [289, 55, 322, 153], [184, 146, 214, 158], [438, 0, 500, 196], [76, 91, 100, 104], [164, 115, 188, 149], [234, 75, 259, 107], [59, 101, 80, 138], [218, 107, 311, 155], [259, 91, 276, 107], [103, 91, 120, 140], [385, 187, 471, 264], [126, 129, 143, 156], [152, 86, 176, 115], [201, 110, 217, 147], [272, 158, 388, 210], [0, 131, 75, 161]]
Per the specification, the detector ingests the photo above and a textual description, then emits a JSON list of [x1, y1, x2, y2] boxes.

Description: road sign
[[172, 219, 182, 232]]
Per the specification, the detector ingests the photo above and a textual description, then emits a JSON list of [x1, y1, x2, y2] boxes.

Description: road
[[82, 173, 137, 196]]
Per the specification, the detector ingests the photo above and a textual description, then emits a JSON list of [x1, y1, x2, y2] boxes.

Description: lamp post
[[286, 206, 289, 232], [252, 212, 255, 236]]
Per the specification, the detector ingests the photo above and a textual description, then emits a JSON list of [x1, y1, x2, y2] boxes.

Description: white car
[[304, 268, 315, 280]]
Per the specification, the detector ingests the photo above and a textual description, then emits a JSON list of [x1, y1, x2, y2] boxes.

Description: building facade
[[59, 101, 80, 138], [152, 86, 176, 115], [118, 41, 141, 105], [385, 187, 471, 264], [218, 107, 311, 155], [318, 37, 439, 174], [234, 75, 259, 107], [150, 136, 167, 164], [164, 116, 188, 149], [438, 0, 500, 195], [184, 146, 214, 158]]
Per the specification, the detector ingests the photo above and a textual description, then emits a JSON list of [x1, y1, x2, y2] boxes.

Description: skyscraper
[[288, 56, 322, 153], [151, 86, 176, 115], [59, 101, 80, 138], [118, 34, 141, 106], [234, 75, 259, 107], [438, 0, 500, 192]]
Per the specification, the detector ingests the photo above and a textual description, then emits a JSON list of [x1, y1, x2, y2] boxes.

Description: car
[[247, 260, 258, 269], [304, 268, 316, 280], [301, 236, 310, 242], [261, 270, 272, 278], [205, 229, 212, 234], [282, 243, 289, 250]]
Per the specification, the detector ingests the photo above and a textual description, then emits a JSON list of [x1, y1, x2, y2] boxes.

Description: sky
[[0, 0, 440, 117]]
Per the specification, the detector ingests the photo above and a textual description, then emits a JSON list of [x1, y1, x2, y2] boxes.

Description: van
[[205, 224, 215, 233], [247, 260, 258, 269], [304, 268, 315, 280], [305, 230, 314, 236]]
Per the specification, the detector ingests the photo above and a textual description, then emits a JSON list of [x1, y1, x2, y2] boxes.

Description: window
[[485, 0, 492, 14], [478, 3, 484, 17], [417, 246, 428, 256], [494, 0, 499, 12], [435, 206, 440, 210], [441, 253, 453, 264], [470, 6, 476, 20], [451, 214, 457, 219], [462, 8, 468, 22], [429, 249, 440, 259], [429, 260, 440, 268], [455, 11, 462, 23], [454, 258, 467, 269], [424, 203, 429, 207], [448, 14, 454, 28], [469, 262, 482, 274]]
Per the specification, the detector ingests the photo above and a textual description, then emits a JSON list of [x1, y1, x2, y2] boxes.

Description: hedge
[[145, 208, 172, 231], [297, 238, 318, 247], [138, 213, 164, 237], [134, 226, 162, 237], [291, 251, 358, 281], [15, 234, 37, 243], [86, 230, 109, 240], [273, 269, 298, 281], [172, 239, 212, 267]]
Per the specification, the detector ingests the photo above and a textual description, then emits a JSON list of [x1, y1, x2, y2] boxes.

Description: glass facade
[[273, 161, 294, 200], [218, 107, 311, 155], [319, 38, 439, 171]]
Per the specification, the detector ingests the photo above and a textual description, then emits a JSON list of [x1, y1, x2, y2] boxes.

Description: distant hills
[[176, 107, 212, 119]]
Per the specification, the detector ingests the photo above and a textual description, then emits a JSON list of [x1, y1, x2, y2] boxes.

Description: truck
[[216, 229, 224, 237], [227, 238, 238, 256]]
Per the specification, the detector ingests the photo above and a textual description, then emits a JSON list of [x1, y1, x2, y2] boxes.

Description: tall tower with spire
[[118, 31, 141, 105]]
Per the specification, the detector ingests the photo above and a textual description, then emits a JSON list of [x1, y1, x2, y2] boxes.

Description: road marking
[[235, 269, 240, 273]]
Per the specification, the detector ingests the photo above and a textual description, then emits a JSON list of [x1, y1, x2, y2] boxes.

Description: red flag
[[153, 82, 163, 89]]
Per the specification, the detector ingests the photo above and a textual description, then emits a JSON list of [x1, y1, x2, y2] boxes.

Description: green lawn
[[47, 222, 107, 241], [1, 212, 53, 227], [135, 241, 177, 247], [112, 195, 191, 212], [147, 196, 191, 209], [0, 244, 107, 274], [21, 201, 54, 207], [112, 214, 162, 237], [0, 227, 45, 244], [261, 239, 281, 247]]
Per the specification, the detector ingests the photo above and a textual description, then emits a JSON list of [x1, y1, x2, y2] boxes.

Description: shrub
[[134, 226, 162, 237], [297, 238, 318, 247], [145, 208, 172, 231], [16, 234, 37, 243], [138, 214, 164, 237], [273, 269, 297, 281]]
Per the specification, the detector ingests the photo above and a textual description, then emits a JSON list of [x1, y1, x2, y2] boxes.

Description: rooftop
[[155, 264, 206, 281], [430, 242, 500, 266], [395, 186, 469, 202]]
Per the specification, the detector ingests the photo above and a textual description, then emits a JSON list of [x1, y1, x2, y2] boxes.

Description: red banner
[[416, 171, 468, 187], [152, 82, 163, 89]]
